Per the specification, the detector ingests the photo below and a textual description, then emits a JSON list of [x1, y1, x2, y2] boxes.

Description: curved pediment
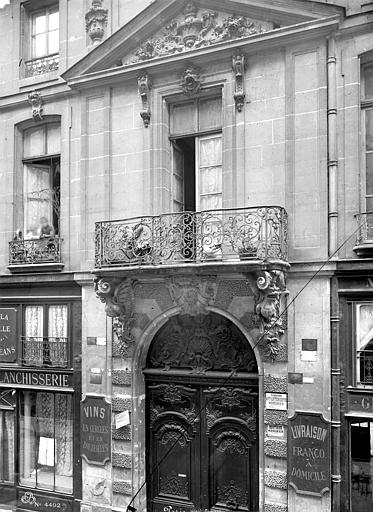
[[62, 0, 344, 83]]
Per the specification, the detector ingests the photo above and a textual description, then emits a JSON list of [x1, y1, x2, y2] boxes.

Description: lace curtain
[[24, 163, 52, 236], [24, 305, 43, 366], [0, 411, 14, 483], [48, 305, 68, 366]]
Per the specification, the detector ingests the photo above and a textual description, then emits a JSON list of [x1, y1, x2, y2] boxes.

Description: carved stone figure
[[167, 276, 216, 315], [27, 91, 43, 121], [85, 0, 108, 44]]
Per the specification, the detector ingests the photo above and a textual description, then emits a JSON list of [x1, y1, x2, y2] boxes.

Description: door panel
[[147, 382, 258, 512]]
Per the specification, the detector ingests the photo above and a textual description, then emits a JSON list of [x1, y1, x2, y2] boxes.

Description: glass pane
[[20, 392, 73, 494], [199, 136, 222, 166], [200, 193, 222, 210], [199, 96, 222, 131], [24, 126, 45, 158], [48, 30, 59, 55], [357, 304, 373, 385], [34, 13, 46, 35], [366, 110, 373, 152], [351, 421, 373, 512], [48, 10, 59, 31], [171, 102, 196, 135], [200, 166, 222, 195], [365, 65, 373, 99], [0, 410, 15, 483], [33, 34, 47, 58], [366, 154, 373, 196], [47, 123, 61, 154], [24, 164, 52, 237]]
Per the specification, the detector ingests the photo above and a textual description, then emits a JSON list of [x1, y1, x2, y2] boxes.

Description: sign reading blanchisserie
[[81, 394, 111, 465], [17, 489, 73, 512], [0, 307, 17, 363], [288, 411, 330, 496], [0, 369, 73, 388]]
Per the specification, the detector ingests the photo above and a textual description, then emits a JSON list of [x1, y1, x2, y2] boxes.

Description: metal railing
[[21, 337, 69, 368], [355, 212, 373, 245], [357, 350, 373, 386], [24, 54, 59, 77], [95, 206, 288, 268], [9, 237, 62, 266]]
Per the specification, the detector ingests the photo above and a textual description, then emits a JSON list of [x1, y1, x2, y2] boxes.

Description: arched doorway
[[144, 312, 259, 512]]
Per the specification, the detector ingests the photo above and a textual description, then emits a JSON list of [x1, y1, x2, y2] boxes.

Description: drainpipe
[[331, 277, 341, 510], [328, 36, 338, 257]]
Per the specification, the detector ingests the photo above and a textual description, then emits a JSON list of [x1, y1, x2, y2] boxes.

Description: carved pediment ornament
[[137, 71, 152, 127], [181, 65, 202, 96], [85, 0, 108, 44], [167, 275, 217, 316], [27, 91, 43, 121], [125, 3, 273, 65], [254, 270, 288, 361], [232, 52, 246, 112], [94, 277, 137, 354]]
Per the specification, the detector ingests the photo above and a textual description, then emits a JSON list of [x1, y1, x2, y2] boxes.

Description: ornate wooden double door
[[145, 314, 259, 512]]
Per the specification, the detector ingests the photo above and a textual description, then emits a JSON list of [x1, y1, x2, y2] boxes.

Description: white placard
[[266, 425, 285, 438], [115, 410, 130, 429], [265, 392, 287, 411]]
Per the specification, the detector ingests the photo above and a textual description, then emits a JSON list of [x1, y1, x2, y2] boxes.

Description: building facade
[[0, 1, 372, 512]]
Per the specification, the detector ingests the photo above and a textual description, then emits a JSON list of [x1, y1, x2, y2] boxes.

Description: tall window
[[170, 96, 222, 212], [0, 390, 15, 485], [350, 420, 373, 511], [362, 64, 373, 238], [23, 123, 60, 238], [31, 6, 59, 59], [356, 303, 373, 386], [19, 391, 73, 494]]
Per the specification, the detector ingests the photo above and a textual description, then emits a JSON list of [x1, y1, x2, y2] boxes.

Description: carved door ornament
[[124, 3, 273, 65], [137, 71, 152, 127], [28, 91, 43, 121], [94, 277, 137, 354], [232, 52, 246, 112]]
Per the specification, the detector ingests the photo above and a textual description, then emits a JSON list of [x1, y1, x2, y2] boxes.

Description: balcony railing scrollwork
[[24, 53, 59, 77], [21, 336, 69, 369], [9, 237, 62, 266], [353, 212, 373, 257], [357, 350, 373, 386], [95, 206, 288, 268]]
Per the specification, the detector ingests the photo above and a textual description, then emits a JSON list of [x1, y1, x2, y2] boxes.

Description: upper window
[[356, 303, 373, 386], [22, 2, 59, 77]]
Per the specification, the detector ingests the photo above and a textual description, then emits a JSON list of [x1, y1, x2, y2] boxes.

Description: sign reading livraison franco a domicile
[[288, 412, 330, 496], [0, 307, 17, 363]]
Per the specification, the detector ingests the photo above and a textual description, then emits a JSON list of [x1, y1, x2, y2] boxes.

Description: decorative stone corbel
[[137, 71, 152, 128], [94, 277, 138, 355], [181, 65, 202, 96], [85, 0, 108, 45], [28, 91, 43, 121], [254, 270, 287, 360], [168, 275, 217, 316], [232, 52, 246, 112]]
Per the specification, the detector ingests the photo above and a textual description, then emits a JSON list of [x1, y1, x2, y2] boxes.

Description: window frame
[[30, 4, 59, 60], [361, 63, 373, 215], [353, 301, 373, 388]]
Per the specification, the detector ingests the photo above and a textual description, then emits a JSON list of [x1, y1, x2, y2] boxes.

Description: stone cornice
[[63, 16, 341, 90]]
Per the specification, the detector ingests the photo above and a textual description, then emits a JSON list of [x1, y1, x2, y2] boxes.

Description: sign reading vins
[[0, 308, 17, 363], [288, 411, 330, 496], [81, 395, 111, 465]]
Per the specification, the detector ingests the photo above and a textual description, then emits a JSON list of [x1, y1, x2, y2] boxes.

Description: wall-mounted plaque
[[288, 411, 330, 496], [81, 395, 111, 466], [17, 489, 73, 512], [0, 308, 17, 363], [265, 392, 287, 410]]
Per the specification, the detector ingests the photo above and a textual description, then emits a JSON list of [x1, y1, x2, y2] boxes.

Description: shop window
[[350, 420, 373, 511], [21, 2, 59, 77], [22, 304, 69, 368], [0, 390, 16, 485], [356, 303, 373, 386], [22, 123, 60, 239], [19, 391, 73, 494]]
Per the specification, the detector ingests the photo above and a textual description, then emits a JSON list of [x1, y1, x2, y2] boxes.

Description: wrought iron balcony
[[24, 53, 59, 77], [353, 212, 373, 257], [357, 350, 373, 386], [21, 337, 69, 369], [95, 206, 288, 269], [9, 237, 63, 272]]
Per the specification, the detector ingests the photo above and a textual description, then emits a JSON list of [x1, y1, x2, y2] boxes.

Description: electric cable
[[127, 218, 364, 511]]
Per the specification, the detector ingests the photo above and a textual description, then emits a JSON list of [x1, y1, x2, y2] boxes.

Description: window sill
[[19, 71, 60, 90], [8, 262, 64, 273], [353, 242, 373, 258]]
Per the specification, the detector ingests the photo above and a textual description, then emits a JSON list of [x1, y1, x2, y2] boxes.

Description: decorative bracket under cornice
[[137, 71, 152, 127], [28, 91, 43, 121], [232, 52, 246, 112]]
